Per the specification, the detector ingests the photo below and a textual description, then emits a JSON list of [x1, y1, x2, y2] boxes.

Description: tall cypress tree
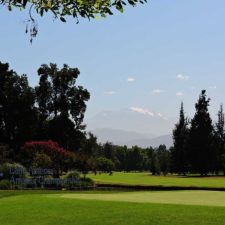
[[172, 102, 189, 175], [188, 90, 214, 176], [214, 105, 225, 174]]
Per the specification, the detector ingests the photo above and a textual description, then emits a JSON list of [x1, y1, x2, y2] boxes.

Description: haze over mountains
[[86, 108, 175, 148], [91, 128, 173, 148]]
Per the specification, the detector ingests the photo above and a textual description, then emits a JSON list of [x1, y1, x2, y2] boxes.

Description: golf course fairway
[[0, 190, 225, 225]]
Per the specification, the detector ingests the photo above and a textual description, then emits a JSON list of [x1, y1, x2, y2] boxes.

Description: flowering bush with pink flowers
[[23, 140, 76, 177]]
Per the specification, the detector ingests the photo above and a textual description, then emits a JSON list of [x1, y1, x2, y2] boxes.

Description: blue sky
[[1, 0, 225, 135]]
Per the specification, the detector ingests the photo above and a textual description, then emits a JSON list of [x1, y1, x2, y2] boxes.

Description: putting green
[[61, 191, 225, 207]]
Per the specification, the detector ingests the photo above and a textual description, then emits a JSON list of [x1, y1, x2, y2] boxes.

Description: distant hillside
[[126, 134, 173, 148], [91, 128, 155, 144], [86, 109, 176, 136], [91, 128, 172, 148]]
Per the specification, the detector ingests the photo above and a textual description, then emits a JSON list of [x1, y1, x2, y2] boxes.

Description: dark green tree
[[213, 105, 225, 174], [0, 61, 37, 155], [0, 144, 13, 164], [81, 132, 99, 157], [126, 146, 146, 171], [77, 132, 99, 172], [172, 102, 189, 175], [145, 146, 154, 173], [156, 145, 170, 175], [115, 145, 128, 171], [188, 90, 214, 176], [150, 150, 160, 175], [102, 142, 115, 160], [35, 63, 90, 150], [94, 157, 115, 172]]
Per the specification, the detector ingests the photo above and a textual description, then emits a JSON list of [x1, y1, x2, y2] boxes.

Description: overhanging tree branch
[[2, 0, 147, 42]]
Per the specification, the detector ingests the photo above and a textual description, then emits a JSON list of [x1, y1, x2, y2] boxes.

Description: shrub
[[94, 157, 115, 172], [65, 170, 80, 180], [0, 163, 27, 179], [32, 152, 53, 168], [80, 177, 94, 188], [0, 163, 30, 189], [0, 179, 11, 190], [23, 140, 74, 177], [64, 170, 80, 189], [64, 170, 94, 189]]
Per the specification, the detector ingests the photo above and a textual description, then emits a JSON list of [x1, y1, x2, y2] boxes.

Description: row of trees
[[0, 61, 170, 176], [78, 139, 170, 174], [172, 90, 225, 176], [81, 90, 225, 176], [1, 61, 225, 176], [0, 61, 171, 176], [1, 136, 170, 176]]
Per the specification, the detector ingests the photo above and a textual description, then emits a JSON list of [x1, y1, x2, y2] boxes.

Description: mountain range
[[90, 128, 173, 148], [86, 109, 176, 136]]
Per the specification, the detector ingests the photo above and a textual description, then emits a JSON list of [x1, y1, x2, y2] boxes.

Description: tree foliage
[[23, 140, 75, 176], [157, 144, 170, 175], [188, 90, 214, 175], [1, 62, 225, 177], [94, 157, 115, 172], [172, 102, 189, 175], [1, 0, 147, 42], [0, 61, 90, 156], [2, 0, 147, 20], [0, 62, 38, 153], [214, 105, 225, 174], [35, 63, 90, 150]]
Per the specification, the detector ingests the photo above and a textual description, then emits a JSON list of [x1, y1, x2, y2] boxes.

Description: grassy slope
[[0, 191, 225, 225], [88, 172, 225, 188]]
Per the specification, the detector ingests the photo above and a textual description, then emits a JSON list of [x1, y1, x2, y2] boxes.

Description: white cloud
[[130, 107, 168, 120], [209, 86, 217, 89], [176, 92, 184, 96], [152, 89, 165, 94], [127, 77, 136, 82], [104, 91, 115, 95], [130, 107, 155, 117], [157, 113, 168, 121], [176, 74, 189, 81]]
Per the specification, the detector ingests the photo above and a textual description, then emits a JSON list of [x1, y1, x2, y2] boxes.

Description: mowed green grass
[[1, 190, 225, 225], [88, 172, 225, 188], [61, 190, 225, 207]]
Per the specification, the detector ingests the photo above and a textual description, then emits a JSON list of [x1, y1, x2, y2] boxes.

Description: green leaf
[[8, 5, 12, 11], [22, 0, 28, 7], [60, 17, 66, 22]]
